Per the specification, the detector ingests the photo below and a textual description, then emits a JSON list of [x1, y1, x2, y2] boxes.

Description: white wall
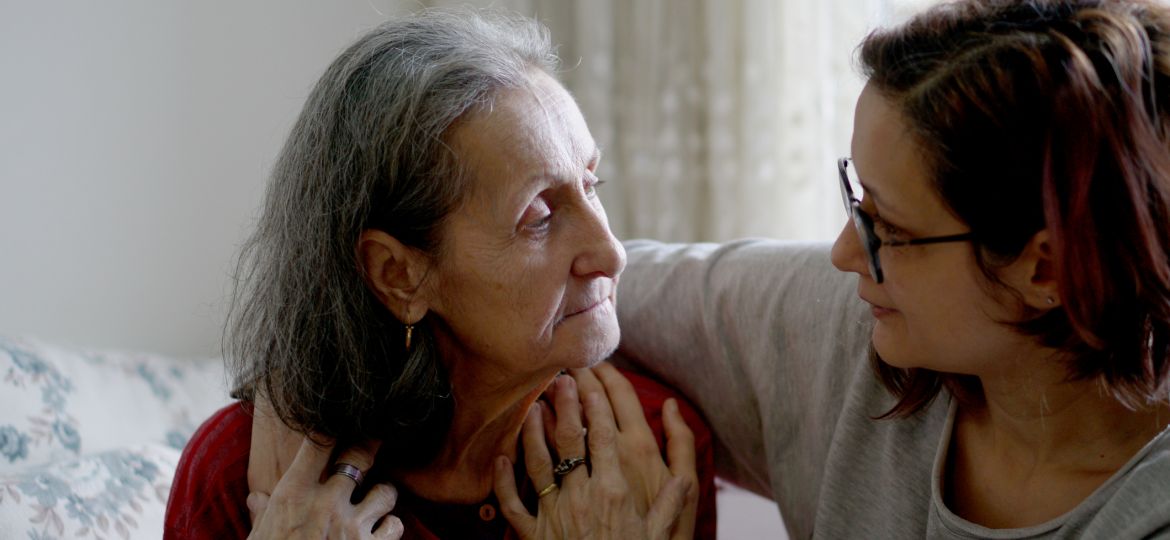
[[0, 0, 938, 359], [0, 1, 405, 357]]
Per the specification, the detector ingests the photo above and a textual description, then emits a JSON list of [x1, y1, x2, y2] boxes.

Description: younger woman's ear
[[1004, 229, 1061, 310], [356, 229, 430, 322]]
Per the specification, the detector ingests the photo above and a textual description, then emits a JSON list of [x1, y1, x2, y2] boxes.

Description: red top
[[164, 369, 717, 539]]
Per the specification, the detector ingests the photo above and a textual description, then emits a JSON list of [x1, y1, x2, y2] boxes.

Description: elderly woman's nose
[[571, 208, 626, 278]]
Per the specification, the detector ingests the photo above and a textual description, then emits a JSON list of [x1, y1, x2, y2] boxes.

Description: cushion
[[0, 443, 179, 540], [0, 336, 229, 473], [0, 336, 230, 539]]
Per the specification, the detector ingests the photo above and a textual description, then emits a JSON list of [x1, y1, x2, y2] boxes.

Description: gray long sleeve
[[615, 239, 1170, 539], [613, 239, 873, 538]]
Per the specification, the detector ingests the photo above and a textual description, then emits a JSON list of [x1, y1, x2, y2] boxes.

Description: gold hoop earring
[[404, 324, 414, 351]]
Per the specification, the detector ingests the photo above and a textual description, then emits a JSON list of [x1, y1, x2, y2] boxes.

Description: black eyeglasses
[[837, 158, 975, 283]]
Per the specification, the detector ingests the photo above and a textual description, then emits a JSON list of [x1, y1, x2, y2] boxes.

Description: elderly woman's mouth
[[566, 297, 610, 317]]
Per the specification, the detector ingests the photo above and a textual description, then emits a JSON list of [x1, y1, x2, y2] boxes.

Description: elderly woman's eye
[[585, 178, 606, 197], [528, 212, 553, 231], [521, 198, 554, 232]]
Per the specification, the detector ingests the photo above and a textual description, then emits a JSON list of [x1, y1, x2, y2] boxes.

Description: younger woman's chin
[[870, 332, 912, 370]]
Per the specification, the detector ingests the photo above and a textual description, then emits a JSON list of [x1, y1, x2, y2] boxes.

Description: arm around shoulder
[[615, 239, 870, 501]]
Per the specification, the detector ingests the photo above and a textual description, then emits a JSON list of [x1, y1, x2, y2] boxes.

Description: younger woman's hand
[[492, 367, 698, 539], [247, 437, 403, 540]]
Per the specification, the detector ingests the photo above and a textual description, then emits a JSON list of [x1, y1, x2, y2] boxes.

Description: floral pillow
[[0, 443, 178, 540], [0, 336, 230, 539], [0, 336, 228, 472]]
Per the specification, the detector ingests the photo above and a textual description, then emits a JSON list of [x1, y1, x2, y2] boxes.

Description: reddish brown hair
[[859, 0, 1170, 416]]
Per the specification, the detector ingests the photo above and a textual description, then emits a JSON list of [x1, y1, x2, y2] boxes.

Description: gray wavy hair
[[226, 7, 559, 467]]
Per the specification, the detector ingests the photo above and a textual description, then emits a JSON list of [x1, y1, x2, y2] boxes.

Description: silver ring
[[553, 456, 587, 478], [332, 462, 364, 487]]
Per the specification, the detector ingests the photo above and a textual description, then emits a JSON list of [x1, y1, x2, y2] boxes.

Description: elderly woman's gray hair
[[226, 8, 559, 466]]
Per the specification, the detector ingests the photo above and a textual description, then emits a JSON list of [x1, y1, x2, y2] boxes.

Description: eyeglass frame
[[837, 157, 975, 284]]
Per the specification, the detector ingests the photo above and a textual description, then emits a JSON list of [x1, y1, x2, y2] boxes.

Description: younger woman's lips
[[860, 293, 896, 318]]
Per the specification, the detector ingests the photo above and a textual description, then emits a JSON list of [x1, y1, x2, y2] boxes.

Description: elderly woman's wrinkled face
[[422, 69, 625, 380]]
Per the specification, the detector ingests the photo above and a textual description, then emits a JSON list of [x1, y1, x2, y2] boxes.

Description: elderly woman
[[614, 0, 1170, 538], [162, 9, 716, 540]]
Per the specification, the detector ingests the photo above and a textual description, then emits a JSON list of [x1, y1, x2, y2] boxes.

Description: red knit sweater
[[164, 369, 717, 539]]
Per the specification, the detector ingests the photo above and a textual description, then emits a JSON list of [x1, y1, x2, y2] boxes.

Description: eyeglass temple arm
[[885, 233, 976, 247]]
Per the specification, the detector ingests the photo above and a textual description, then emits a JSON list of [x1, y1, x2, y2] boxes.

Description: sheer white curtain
[[426, 0, 938, 241]]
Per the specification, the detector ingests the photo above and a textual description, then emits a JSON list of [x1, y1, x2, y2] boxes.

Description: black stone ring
[[553, 456, 587, 478]]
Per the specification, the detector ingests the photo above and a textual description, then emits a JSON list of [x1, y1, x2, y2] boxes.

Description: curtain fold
[[425, 0, 934, 242]]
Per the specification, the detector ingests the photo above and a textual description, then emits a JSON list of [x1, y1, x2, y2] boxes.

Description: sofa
[[0, 336, 229, 539], [0, 332, 785, 539]]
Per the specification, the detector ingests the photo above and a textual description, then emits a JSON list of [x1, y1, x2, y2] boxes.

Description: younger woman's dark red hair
[[859, 0, 1170, 416]]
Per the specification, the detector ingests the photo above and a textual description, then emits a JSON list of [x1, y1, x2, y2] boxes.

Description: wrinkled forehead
[[449, 69, 596, 200]]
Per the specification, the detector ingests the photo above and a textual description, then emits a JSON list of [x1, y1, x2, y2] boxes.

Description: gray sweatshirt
[[614, 239, 1170, 539]]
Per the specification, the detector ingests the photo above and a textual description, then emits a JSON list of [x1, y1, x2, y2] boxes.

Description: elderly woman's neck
[[394, 366, 560, 504]]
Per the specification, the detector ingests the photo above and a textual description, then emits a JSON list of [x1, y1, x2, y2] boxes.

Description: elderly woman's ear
[[357, 229, 431, 322]]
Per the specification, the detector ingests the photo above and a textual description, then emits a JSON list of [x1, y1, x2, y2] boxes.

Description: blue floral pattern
[[163, 430, 188, 451], [0, 426, 29, 463], [0, 339, 80, 468], [0, 444, 178, 539], [51, 423, 80, 454], [133, 364, 171, 401], [0, 335, 229, 538], [0, 337, 224, 470]]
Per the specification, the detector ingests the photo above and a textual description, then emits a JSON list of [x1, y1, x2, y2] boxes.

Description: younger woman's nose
[[830, 221, 869, 278]]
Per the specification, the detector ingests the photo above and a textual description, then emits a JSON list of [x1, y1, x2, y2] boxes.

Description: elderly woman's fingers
[[551, 375, 589, 486], [540, 396, 558, 455], [520, 402, 557, 497], [662, 398, 699, 540], [582, 392, 620, 478], [541, 374, 561, 403], [324, 438, 382, 494], [354, 482, 399, 532], [569, 366, 606, 403], [372, 514, 405, 539], [494, 456, 537, 538], [593, 363, 650, 435]]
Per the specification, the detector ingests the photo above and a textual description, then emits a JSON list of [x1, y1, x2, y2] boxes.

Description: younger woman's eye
[[874, 217, 905, 240]]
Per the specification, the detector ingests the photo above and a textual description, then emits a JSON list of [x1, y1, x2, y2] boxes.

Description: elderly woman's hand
[[247, 437, 403, 540], [493, 365, 699, 539], [570, 364, 700, 539]]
